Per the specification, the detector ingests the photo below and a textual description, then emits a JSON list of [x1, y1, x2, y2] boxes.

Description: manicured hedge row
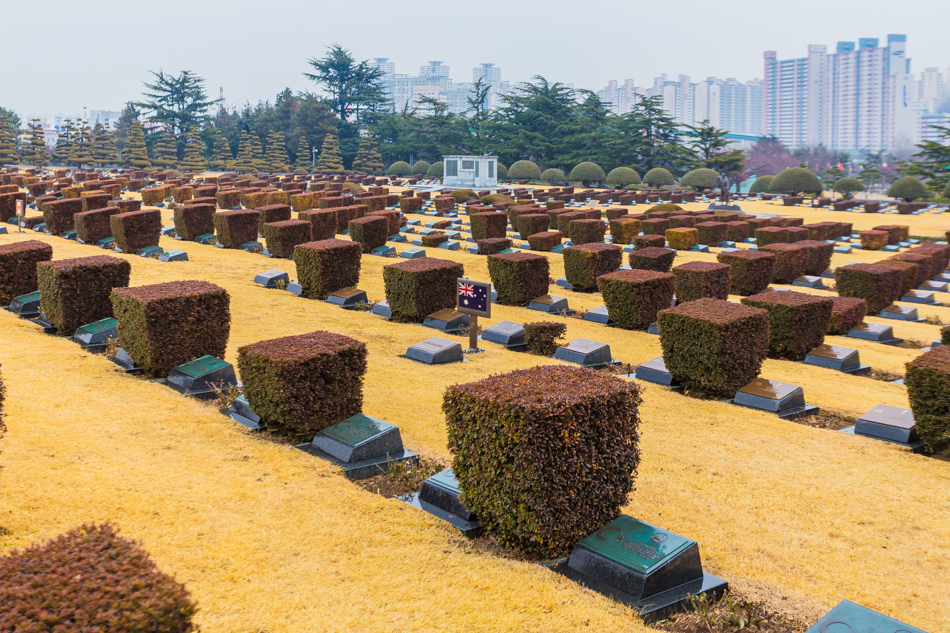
[[666, 227, 698, 251], [760, 244, 807, 284], [239, 331, 367, 439], [75, 206, 121, 244], [835, 263, 902, 314], [673, 262, 730, 303], [879, 259, 919, 296], [716, 250, 774, 296], [599, 269, 675, 330], [470, 212, 507, 241], [263, 219, 312, 258], [298, 209, 338, 241], [630, 246, 675, 273], [112, 210, 161, 253], [214, 210, 261, 248], [348, 216, 389, 253], [527, 231, 562, 251], [609, 217, 640, 244], [43, 198, 83, 234], [383, 257, 463, 322], [658, 298, 770, 398], [568, 219, 606, 245], [827, 296, 867, 335], [563, 243, 622, 292], [37, 255, 131, 336], [905, 346, 950, 452], [216, 189, 242, 209], [444, 365, 642, 556], [112, 281, 230, 377], [0, 240, 53, 304], [173, 204, 215, 241], [742, 290, 833, 360], [487, 252, 549, 305], [294, 239, 362, 300]]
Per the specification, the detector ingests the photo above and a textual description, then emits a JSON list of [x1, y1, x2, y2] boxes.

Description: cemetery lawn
[[1, 194, 949, 631]]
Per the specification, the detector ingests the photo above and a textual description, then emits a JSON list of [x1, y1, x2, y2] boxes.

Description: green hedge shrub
[[666, 227, 698, 251], [173, 203, 215, 241], [0, 240, 53, 305], [606, 167, 641, 187], [770, 167, 822, 195], [697, 221, 728, 246], [563, 243, 622, 291], [568, 162, 606, 185], [630, 246, 676, 272], [411, 160, 431, 175], [487, 252, 549, 305], [426, 162, 444, 178], [610, 217, 640, 244], [760, 244, 808, 284], [0, 523, 197, 632], [834, 178, 864, 198], [658, 298, 770, 398], [444, 365, 642, 556], [541, 168, 565, 184], [643, 167, 674, 187], [749, 176, 774, 194], [680, 168, 719, 191], [508, 160, 541, 181], [716, 249, 775, 296], [238, 331, 367, 439], [827, 296, 867, 335], [294, 239, 362, 300], [263, 219, 312, 258], [887, 176, 927, 202], [111, 210, 161, 254], [470, 212, 508, 241], [383, 257, 463, 322], [673, 262, 731, 303], [298, 209, 338, 241], [348, 215, 388, 253], [517, 213, 550, 238], [905, 346, 950, 452], [942, 325, 950, 346], [37, 255, 131, 336], [111, 281, 230, 376], [599, 269, 675, 330], [568, 218, 606, 245], [527, 230, 562, 251], [386, 161, 412, 176], [835, 263, 903, 314], [523, 321, 566, 355], [741, 290, 833, 360], [214, 209, 261, 248]]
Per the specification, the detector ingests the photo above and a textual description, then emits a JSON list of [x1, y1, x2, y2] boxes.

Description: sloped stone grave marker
[[481, 321, 525, 349], [848, 322, 902, 345], [401, 468, 482, 537], [803, 344, 869, 375], [72, 317, 118, 353], [805, 600, 926, 633], [554, 338, 612, 368], [733, 378, 817, 419], [634, 356, 680, 389], [327, 286, 369, 309], [299, 413, 418, 480], [160, 355, 238, 400], [252, 269, 290, 288], [405, 337, 464, 364], [840, 404, 926, 452], [7, 290, 41, 319]]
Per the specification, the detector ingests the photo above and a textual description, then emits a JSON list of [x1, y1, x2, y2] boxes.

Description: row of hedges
[[37, 255, 132, 336], [487, 253, 549, 305], [0, 240, 53, 304], [742, 291, 833, 360]]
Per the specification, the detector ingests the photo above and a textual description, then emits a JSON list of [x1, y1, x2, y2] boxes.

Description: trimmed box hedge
[[873, 224, 909, 245], [523, 321, 566, 355], [368, 209, 400, 235], [173, 203, 215, 241], [527, 231, 562, 251], [469, 212, 508, 241], [641, 217, 671, 235], [888, 253, 932, 288], [294, 239, 362, 300], [263, 219, 312, 258], [0, 192, 27, 222], [517, 213, 550, 238], [609, 217, 641, 244], [860, 230, 888, 250], [115, 199, 142, 213], [382, 257, 464, 322], [673, 261, 731, 303], [444, 365, 642, 556], [476, 238, 512, 254], [794, 240, 834, 276], [665, 227, 699, 251], [298, 209, 338, 241], [257, 204, 292, 233], [563, 243, 622, 292], [598, 269, 675, 330], [111, 210, 161, 253], [37, 255, 131, 336], [111, 281, 230, 377], [420, 232, 448, 247], [905, 346, 950, 451], [487, 252, 549, 305], [632, 234, 667, 250], [835, 263, 903, 314], [755, 226, 790, 245], [827, 296, 867, 335], [716, 249, 775, 296], [879, 259, 919, 297], [348, 215, 389, 253], [760, 244, 808, 284], [399, 197, 424, 213], [0, 240, 53, 304], [43, 198, 83, 234], [630, 246, 676, 273], [75, 206, 120, 244], [658, 298, 770, 398], [214, 210, 261, 248], [216, 189, 242, 209], [741, 290, 833, 360], [568, 218, 606, 245], [238, 331, 367, 439], [669, 215, 695, 229], [697, 221, 728, 246], [335, 204, 368, 233], [80, 193, 112, 212]]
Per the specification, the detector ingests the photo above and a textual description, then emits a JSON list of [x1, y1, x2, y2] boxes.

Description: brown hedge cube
[[724, 221, 750, 242], [835, 263, 903, 314], [216, 189, 242, 209], [368, 210, 400, 235], [299, 209, 338, 241], [111, 210, 161, 253], [642, 218, 671, 236], [43, 198, 84, 234], [75, 206, 121, 244], [859, 230, 889, 250], [0, 240, 53, 304], [873, 225, 909, 245], [605, 208, 627, 221], [263, 219, 313, 258], [173, 203, 215, 241], [794, 240, 834, 276], [477, 238, 513, 254], [517, 214, 550, 239], [598, 269, 675, 330], [877, 260, 919, 297], [608, 217, 641, 245], [257, 204, 292, 233], [81, 193, 112, 212], [37, 255, 131, 336], [115, 199, 142, 213], [717, 249, 775, 296], [214, 209, 261, 248], [630, 246, 676, 273], [760, 244, 808, 284], [665, 228, 699, 251], [888, 253, 932, 287], [755, 226, 790, 245], [294, 239, 362, 300], [335, 204, 368, 233], [487, 252, 549, 305], [741, 290, 834, 360], [672, 261, 731, 303], [527, 231, 563, 252], [470, 212, 508, 241], [633, 234, 666, 250], [383, 257, 464, 322], [802, 223, 829, 241], [0, 192, 28, 222], [348, 216, 389, 253], [696, 221, 728, 246], [569, 218, 606, 245], [563, 243, 622, 292], [171, 186, 193, 203], [669, 215, 695, 229], [827, 296, 867, 335]]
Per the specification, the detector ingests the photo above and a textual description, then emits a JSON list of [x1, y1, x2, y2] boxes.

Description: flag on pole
[[883, 160, 891, 172], [837, 160, 844, 171]]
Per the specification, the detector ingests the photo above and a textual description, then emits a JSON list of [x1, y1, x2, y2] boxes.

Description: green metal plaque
[[319, 414, 393, 448], [806, 600, 924, 633], [577, 516, 693, 574], [175, 355, 229, 379], [15, 290, 40, 303], [426, 467, 460, 494], [78, 317, 118, 334]]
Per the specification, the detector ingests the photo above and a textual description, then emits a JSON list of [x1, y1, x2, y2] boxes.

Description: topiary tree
[[293, 135, 311, 173], [540, 168, 565, 184], [249, 132, 265, 171], [508, 160, 541, 181], [52, 118, 75, 164], [496, 162, 508, 180], [264, 130, 289, 173], [0, 115, 18, 165], [944, 180, 950, 200], [833, 177, 864, 199], [91, 123, 119, 167], [121, 120, 151, 169], [749, 175, 774, 193], [411, 160, 431, 175], [228, 131, 258, 173], [179, 128, 208, 172], [352, 134, 383, 175], [606, 166, 641, 187], [569, 162, 607, 186], [386, 160, 412, 176], [770, 167, 822, 196], [680, 167, 720, 191], [642, 167, 674, 187], [69, 120, 93, 168], [316, 133, 344, 173], [151, 127, 178, 168], [426, 161, 443, 177], [23, 118, 49, 167], [209, 128, 232, 170], [887, 176, 927, 202]]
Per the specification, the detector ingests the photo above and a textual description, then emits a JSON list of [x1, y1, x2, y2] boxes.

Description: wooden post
[[468, 315, 478, 352]]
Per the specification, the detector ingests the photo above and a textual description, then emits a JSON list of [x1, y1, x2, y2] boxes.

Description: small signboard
[[15, 199, 24, 217], [456, 278, 491, 318]]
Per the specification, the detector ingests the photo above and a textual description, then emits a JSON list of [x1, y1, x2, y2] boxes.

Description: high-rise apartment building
[[371, 60, 508, 114]]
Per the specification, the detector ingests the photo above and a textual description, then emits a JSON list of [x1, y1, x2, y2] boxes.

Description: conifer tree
[[52, 118, 75, 165], [293, 135, 311, 173], [209, 128, 232, 170], [264, 131, 289, 173], [91, 123, 119, 167], [179, 128, 208, 172], [316, 133, 344, 174], [0, 115, 18, 165], [228, 131, 257, 173], [151, 127, 178, 168], [352, 134, 383, 175], [249, 133, 264, 172], [121, 120, 152, 169], [24, 119, 49, 167], [69, 120, 94, 167]]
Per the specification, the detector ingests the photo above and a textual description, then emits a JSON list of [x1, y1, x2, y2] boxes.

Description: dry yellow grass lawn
[[0, 191, 948, 632]]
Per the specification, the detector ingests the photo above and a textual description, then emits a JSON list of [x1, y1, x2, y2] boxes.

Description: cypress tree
[[69, 120, 94, 167], [91, 123, 119, 167], [52, 118, 75, 165], [228, 131, 257, 173], [209, 128, 232, 170], [249, 133, 264, 172], [316, 133, 344, 174], [352, 134, 383, 175], [24, 119, 49, 167], [293, 135, 311, 173], [151, 127, 178, 168], [264, 131, 289, 173], [121, 120, 152, 169], [179, 128, 208, 172], [0, 115, 18, 165]]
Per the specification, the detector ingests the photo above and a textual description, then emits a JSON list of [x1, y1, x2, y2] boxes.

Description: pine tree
[[151, 127, 178, 168], [293, 136, 311, 173], [24, 119, 49, 167], [179, 128, 208, 172], [69, 120, 93, 167], [121, 120, 152, 169], [209, 128, 232, 170], [91, 123, 119, 167], [228, 131, 257, 173], [264, 131, 289, 173], [316, 133, 344, 174], [352, 134, 383, 175], [52, 118, 75, 165], [249, 133, 264, 172], [0, 115, 18, 165]]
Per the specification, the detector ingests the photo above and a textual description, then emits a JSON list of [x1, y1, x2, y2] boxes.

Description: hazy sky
[[4, 0, 947, 119]]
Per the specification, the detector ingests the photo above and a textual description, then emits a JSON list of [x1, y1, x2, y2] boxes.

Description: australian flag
[[458, 280, 489, 315]]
